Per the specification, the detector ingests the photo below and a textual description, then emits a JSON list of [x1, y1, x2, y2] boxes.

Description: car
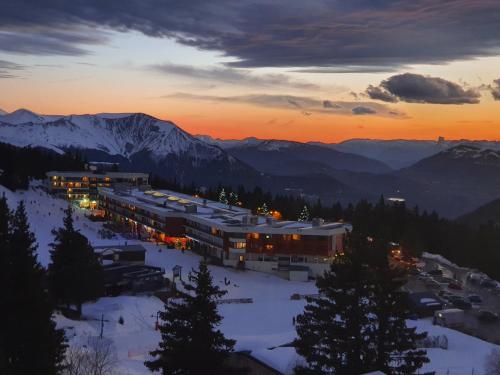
[[428, 269, 443, 276], [480, 279, 497, 288], [453, 299, 472, 310], [467, 295, 482, 304], [448, 282, 463, 290], [477, 310, 499, 322]]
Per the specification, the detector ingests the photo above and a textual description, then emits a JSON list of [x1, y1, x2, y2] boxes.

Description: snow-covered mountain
[[196, 135, 264, 149], [198, 135, 392, 174], [0, 108, 7, 116], [1, 110, 224, 161], [0, 109, 254, 185]]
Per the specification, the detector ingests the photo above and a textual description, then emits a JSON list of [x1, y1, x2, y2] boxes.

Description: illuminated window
[[292, 234, 301, 240], [265, 244, 274, 250], [82, 176, 89, 182], [232, 242, 246, 249], [251, 233, 259, 239]]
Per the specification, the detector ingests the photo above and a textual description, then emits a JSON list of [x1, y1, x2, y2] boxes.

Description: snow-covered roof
[[99, 187, 351, 236]]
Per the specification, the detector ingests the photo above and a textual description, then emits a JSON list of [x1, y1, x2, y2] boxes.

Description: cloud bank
[[1, 1, 500, 70], [366, 73, 481, 104], [162, 93, 404, 118]]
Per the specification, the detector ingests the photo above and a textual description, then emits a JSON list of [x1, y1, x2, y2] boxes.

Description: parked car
[[448, 282, 463, 290], [434, 309, 465, 328], [467, 295, 482, 304], [480, 279, 497, 288], [429, 269, 443, 276], [453, 299, 472, 310], [477, 310, 499, 322]]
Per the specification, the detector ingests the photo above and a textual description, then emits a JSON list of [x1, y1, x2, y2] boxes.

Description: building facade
[[46, 170, 149, 207], [98, 187, 351, 279]]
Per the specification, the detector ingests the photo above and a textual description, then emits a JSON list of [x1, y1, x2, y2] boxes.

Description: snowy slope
[[196, 135, 264, 149], [0, 110, 228, 163], [2, 183, 498, 375], [0, 108, 7, 116]]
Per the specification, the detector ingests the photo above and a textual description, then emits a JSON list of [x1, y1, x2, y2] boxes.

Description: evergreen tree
[[218, 188, 228, 205], [298, 205, 310, 221], [229, 191, 239, 206], [1, 201, 66, 374], [260, 202, 269, 216], [370, 245, 429, 374], [294, 233, 375, 374], [48, 206, 104, 316], [0, 194, 12, 371], [146, 262, 243, 374]]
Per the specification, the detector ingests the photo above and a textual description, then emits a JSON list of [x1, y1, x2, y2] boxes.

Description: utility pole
[[100, 313, 104, 339]]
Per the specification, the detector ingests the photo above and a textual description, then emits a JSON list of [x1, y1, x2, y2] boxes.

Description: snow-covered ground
[[2, 184, 498, 374]]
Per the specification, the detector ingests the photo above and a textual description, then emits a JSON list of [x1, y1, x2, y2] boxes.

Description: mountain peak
[[0, 108, 45, 125], [443, 144, 500, 161]]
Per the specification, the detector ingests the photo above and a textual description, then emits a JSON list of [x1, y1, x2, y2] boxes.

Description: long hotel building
[[98, 187, 351, 279]]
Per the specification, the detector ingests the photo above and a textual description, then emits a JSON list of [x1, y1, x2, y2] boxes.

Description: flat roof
[[98, 187, 351, 236], [94, 244, 146, 253], [47, 171, 149, 178]]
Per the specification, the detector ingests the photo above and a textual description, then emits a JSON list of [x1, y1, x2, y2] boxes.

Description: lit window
[[292, 234, 301, 240], [251, 233, 259, 239], [265, 244, 274, 250]]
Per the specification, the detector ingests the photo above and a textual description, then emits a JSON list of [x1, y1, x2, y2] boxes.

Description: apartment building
[[98, 187, 351, 279], [46, 170, 149, 207]]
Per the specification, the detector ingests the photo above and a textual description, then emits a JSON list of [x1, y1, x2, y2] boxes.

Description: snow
[[422, 252, 468, 271], [1, 183, 499, 375], [0, 110, 226, 162]]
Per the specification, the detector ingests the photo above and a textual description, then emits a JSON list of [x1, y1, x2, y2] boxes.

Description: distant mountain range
[[2, 108, 500, 218], [200, 135, 500, 169]]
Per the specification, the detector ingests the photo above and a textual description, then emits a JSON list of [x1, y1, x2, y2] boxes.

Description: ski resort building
[[46, 171, 149, 207], [98, 187, 352, 279]]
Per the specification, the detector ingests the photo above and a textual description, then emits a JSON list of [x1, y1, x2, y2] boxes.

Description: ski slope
[[1, 184, 498, 374]]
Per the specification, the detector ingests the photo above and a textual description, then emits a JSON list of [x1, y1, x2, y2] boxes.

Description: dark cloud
[[490, 79, 500, 100], [0, 1, 500, 69], [366, 73, 481, 104], [365, 85, 398, 103], [162, 92, 402, 118], [151, 63, 319, 89], [0, 28, 107, 56], [0, 59, 25, 78], [323, 100, 342, 109], [352, 106, 376, 115]]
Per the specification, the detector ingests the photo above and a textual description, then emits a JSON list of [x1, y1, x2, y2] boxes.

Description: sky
[[1, 0, 500, 143]]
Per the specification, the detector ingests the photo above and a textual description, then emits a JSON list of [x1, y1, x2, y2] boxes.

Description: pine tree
[[298, 205, 309, 221], [145, 262, 243, 374], [48, 206, 104, 316], [229, 191, 239, 206], [260, 202, 269, 216], [370, 246, 429, 374], [218, 188, 228, 205], [0, 194, 12, 372], [1, 201, 66, 374], [294, 233, 375, 374]]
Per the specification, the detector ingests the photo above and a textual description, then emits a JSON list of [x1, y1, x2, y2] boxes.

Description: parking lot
[[404, 256, 500, 344]]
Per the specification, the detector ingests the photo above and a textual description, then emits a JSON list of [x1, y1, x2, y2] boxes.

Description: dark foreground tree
[[0, 201, 66, 374], [48, 206, 103, 316], [295, 232, 428, 375], [294, 233, 375, 375], [371, 248, 429, 374], [145, 262, 244, 375]]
